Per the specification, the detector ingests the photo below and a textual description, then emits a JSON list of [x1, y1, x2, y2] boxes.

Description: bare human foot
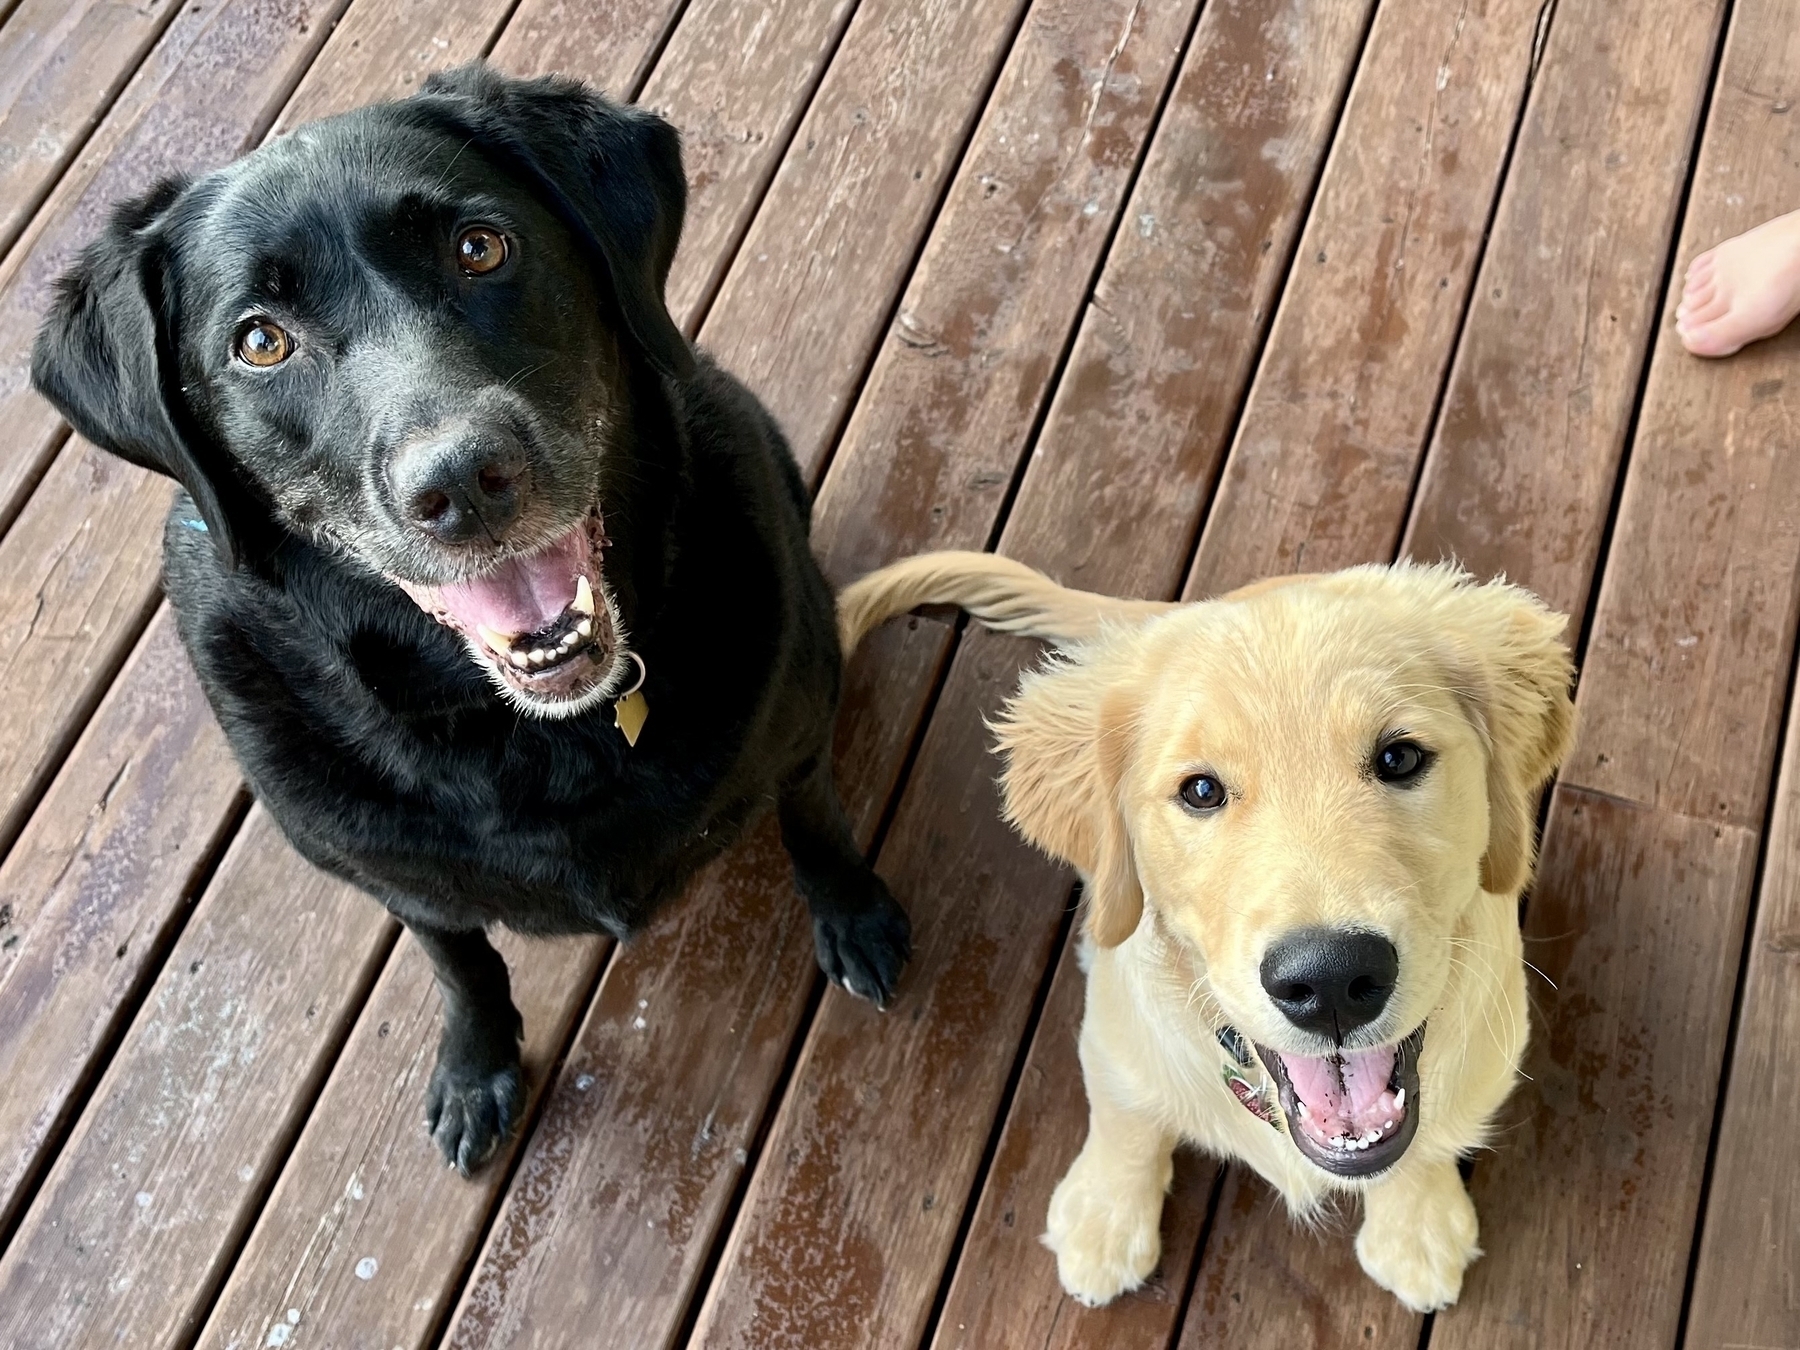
[[1676, 208, 1800, 357]]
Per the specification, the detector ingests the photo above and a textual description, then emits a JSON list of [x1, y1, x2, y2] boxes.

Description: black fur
[[31, 64, 910, 1176]]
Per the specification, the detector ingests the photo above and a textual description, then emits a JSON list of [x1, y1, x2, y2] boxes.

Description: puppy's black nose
[[1259, 928, 1398, 1041], [396, 424, 530, 545]]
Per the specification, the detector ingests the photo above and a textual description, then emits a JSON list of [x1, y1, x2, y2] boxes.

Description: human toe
[[1678, 317, 1748, 358]]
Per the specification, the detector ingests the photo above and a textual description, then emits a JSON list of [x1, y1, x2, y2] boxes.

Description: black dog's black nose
[[1259, 928, 1398, 1040], [397, 425, 530, 545]]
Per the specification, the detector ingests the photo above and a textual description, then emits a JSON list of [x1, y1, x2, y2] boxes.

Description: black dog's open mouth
[[1253, 1024, 1425, 1178], [392, 508, 622, 708]]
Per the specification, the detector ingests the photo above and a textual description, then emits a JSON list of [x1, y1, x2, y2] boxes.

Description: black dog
[[30, 64, 910, 1175]]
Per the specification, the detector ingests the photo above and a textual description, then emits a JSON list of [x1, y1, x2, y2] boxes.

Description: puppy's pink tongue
[[413, 526, 588, 636], [1279, 1046, 1402, 1145]]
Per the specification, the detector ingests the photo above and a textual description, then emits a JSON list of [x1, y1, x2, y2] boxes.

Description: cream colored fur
[[838, 551, 1575, 1312]]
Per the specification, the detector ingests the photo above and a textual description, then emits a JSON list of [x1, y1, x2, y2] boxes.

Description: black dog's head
[[32, 63, 693, 717]]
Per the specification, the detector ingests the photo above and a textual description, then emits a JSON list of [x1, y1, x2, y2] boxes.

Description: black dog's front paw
[[812, 876, 912, 1008], [425, 1044, 524, 1178]]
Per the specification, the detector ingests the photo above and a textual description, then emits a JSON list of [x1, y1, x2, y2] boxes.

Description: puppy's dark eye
[[457, 226, 510, 275], [1374, 739, 1431, 785], [1179, 774, 1227, 813], [236, 320, 292, 367]]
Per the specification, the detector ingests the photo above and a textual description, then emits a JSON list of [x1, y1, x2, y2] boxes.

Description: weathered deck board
[[1182, 0, 1546, 601], [638, 0, 861, 330], [0, 608, 241, 1239], [440, 0, 1203, 1342], [197, 930, 609, 1350], [1404, 0, 1729, 622], [0, 809, 392, 1350], [692, 0, 1032, 477], [272, 0, 515, 136], [0, 443, 170, 855], [810, 0, 1203, 588], [1687, 709, 1800, 1348], [1427, 0, 1800, 1339], [0, 0, 352, 532], [1179, 1172, 1416, 1349], [486, 0, 686, 109], [1438, 792, 1764, 1350], [0, 0, 186, 261]]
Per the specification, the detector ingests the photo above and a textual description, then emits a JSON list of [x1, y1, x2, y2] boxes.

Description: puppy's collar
[[1218, 1023, 1281, 1130], [614, 651, 649, 746]]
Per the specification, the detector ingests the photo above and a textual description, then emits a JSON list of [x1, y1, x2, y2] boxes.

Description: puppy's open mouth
[[1254, 1024, 1425, 1178], [392, 509, 624, 710]]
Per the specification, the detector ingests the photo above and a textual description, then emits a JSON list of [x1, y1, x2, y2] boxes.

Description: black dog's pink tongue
[[403, 525, 588, 637]]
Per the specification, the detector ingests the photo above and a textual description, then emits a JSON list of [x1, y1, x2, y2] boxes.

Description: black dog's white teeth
[[475, 586, 602, 675]]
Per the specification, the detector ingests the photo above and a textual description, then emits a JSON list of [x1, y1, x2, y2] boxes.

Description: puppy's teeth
[[1296, 1100, 1309, 1119], [529, 649, 549, 666], [575, 617, 594, 639], [510, 651, 531, 670], [476, 623, 517, 652], [1394, 1089, 1406, 1112], [572, 576, 596, 616]]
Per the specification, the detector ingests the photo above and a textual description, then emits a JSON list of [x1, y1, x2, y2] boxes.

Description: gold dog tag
[[614, 690, 648, 746]]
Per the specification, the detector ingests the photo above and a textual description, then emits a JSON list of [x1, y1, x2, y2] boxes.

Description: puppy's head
[[31, 63, 692, 717], [995, 564, 1574, 1178]]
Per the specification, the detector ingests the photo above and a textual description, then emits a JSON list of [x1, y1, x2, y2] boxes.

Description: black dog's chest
[[179, 560, 755, 938]]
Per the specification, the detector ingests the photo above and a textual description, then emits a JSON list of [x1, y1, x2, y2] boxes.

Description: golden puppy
[[839, 552, 1574, 1311]]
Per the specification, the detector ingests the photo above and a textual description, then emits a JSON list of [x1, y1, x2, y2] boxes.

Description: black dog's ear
[[417, 63, 695, 381], [31, 179, 252, 568]]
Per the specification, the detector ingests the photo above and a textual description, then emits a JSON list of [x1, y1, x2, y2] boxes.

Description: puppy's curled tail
[[837, 550, 1176, 656]]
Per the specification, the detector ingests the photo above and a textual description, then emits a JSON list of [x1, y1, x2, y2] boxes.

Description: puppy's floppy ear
[[417, 62, 695, 380], [31, 179, 254, 568], [1435, 573, 1577, 896], [993, 643, 1145, 947]]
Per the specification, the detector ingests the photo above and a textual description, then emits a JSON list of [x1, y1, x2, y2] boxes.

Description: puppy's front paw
[[812, 875, 912, 1007], [1356, 1174, 1481, 1311], [425, 1047, 524, 1178], [1043, 1157, 1163, 1307]]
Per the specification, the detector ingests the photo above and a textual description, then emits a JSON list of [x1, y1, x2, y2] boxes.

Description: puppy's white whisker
[[1522, 959, 1558, 990]]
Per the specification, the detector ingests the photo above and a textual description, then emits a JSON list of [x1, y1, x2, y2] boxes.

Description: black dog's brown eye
[[458, 226, 509, 275], [1375, 739, 1430, 785], [1179, 774, 1226, 813], [236, 320, 292, 367]]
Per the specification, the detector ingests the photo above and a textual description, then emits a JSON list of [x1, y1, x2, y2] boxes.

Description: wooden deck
[[0, 0, 1794, 1345]]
